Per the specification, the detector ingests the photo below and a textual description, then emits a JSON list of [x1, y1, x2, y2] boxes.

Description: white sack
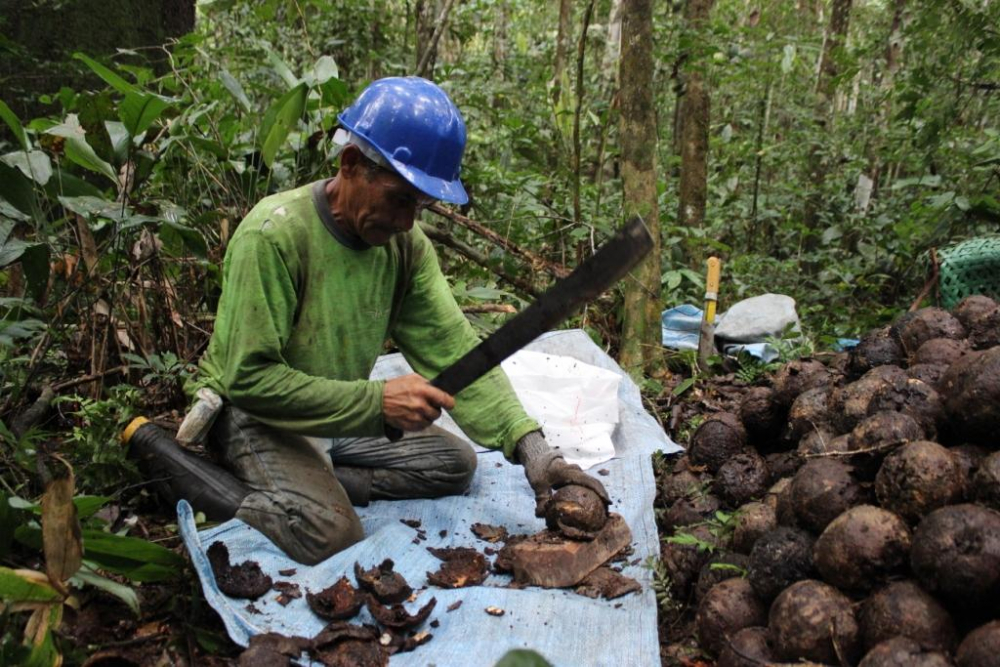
[[501, 350, 621, 469]]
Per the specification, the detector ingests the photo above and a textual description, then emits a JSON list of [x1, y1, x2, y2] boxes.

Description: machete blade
[[432, 215, 653, 396], [386, 215, 652, 441]]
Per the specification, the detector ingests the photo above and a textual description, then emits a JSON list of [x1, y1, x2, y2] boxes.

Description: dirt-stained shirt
[[192, 180, 538, 459]]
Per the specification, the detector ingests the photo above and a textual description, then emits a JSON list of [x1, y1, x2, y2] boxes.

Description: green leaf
[[9, 496, 39, 512], [1, 217, 19, 244], [781, 44, 796, 73], [9, 495, 110, 520], [318, 77, 350, 107], [661, 270, 682, 290], [0, 162, 39, 216], [58, 195, 126, 222], [495, 649, 553, 667], [16, 525, 185, 582], [43, 171, 104, 199], [21, 244, 50, 302], [192, 627, 229, 653], [1, 150, 53, 185], [0, 219, 29, 267], [259, 82, 307, 168], [305, 54, 339, 87], [708, 562, 745, 574], [45, 115, 117, 183], [120, 92, 171, 138], [160, 220, 208, 258], [891, 174, 942, 190], [262, 43, 300, 88], [0, 566, 62, 603], [0, 198, 30, 222], [679, 268, 704, 287], [23, 623, 59, 667], [80, 529, 185, 579], [672, 377, 697, 397], [74, 496, 112, 520], [73, 52, 138, 95], [186, 136, 229, 159], [104, 120, 130, 164], [0, 492, 22, 560], [71, 563, 140, 615], [0, 99, 28, 150], [465, 286, 507, 300], [220, 69, 252, 113], [0, 319, 46, 346]]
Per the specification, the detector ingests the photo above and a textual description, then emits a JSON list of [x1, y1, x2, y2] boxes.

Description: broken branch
[[427, 204, 570, 279], [52, 365, 128, 392], [419, 222, 539, 297], [461, 304, 517, 314]]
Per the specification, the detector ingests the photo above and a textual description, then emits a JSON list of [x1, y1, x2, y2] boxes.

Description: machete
[[386, 215, 653, 441]]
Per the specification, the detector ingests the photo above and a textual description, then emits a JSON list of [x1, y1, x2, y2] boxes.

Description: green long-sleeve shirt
[[192, 180, 538, 459]]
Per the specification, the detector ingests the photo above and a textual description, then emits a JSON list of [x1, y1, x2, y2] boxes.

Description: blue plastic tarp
[[661, 304, 782, 361], [178, 330, 680, 666]]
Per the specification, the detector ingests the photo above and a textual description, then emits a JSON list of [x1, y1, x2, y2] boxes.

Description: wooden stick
[[415, 0, 457, 77], [909, 247, 939, 311], [11, 386, 55, 439], [801, 438, 910, 459], [52, 365, 128, 392], [461, 304, 517, 314], [427, 204, 570, 279], [420, 223, 539, 297], [572, 0, 597, 228]]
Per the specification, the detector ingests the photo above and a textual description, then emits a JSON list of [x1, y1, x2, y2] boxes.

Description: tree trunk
[[416, 0, 456, 78], [493, 0, 508, 79], [572, 0, 597, 229], [867, 0, 906, 198], [414, 0, 440, 76], [552, 0, 574, 107], [618, 0, 662, 378], [802, 0, 852, 252], [676, 0, 714, 263], [749, 76, 773, 250], [602, 0, 624, 84], [369, 0, 385, 80]]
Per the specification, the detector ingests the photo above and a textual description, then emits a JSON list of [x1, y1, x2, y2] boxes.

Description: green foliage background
[[0, 0, 998, 484]]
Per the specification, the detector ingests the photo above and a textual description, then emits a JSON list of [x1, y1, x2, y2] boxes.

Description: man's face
[[350, 163, 435, 246]]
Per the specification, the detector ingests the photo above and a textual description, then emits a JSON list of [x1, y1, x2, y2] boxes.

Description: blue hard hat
[[338, 77, 468, 205]]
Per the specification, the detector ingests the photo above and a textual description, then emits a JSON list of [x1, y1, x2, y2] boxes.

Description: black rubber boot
[[122, 418, 250, 521], [333, 465, 373, 507]]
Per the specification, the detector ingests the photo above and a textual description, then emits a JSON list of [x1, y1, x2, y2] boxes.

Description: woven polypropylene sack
[[937, 237, 1000, 309]]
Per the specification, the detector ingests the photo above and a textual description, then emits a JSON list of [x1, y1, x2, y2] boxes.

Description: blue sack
[[661, 304, 709, 351]]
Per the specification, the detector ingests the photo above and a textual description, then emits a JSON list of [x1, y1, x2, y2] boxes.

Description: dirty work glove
[[515, 430, 610, 517]]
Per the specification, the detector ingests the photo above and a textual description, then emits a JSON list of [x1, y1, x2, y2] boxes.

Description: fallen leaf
[[41, 471, 82, 593]]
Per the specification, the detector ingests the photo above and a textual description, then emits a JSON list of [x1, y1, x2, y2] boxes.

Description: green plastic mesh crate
[[937, 236, 1000, 309]]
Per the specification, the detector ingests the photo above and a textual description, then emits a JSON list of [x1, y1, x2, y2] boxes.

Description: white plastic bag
[[501, 350, 621, 469]]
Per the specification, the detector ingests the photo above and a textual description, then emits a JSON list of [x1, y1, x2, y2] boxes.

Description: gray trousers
[[208, 405, 477, 565]]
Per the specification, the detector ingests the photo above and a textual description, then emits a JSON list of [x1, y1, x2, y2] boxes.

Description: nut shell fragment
[[365, 595, 437, 631], [354, 560, 412, 604], [426, 547, 488, 589], [207, 541, 273, 600], [306, 576, 364, 621]]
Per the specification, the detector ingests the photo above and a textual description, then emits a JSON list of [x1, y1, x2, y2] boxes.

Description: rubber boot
[[121, 417, 250, 521], [333, 465, 373, 507]]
